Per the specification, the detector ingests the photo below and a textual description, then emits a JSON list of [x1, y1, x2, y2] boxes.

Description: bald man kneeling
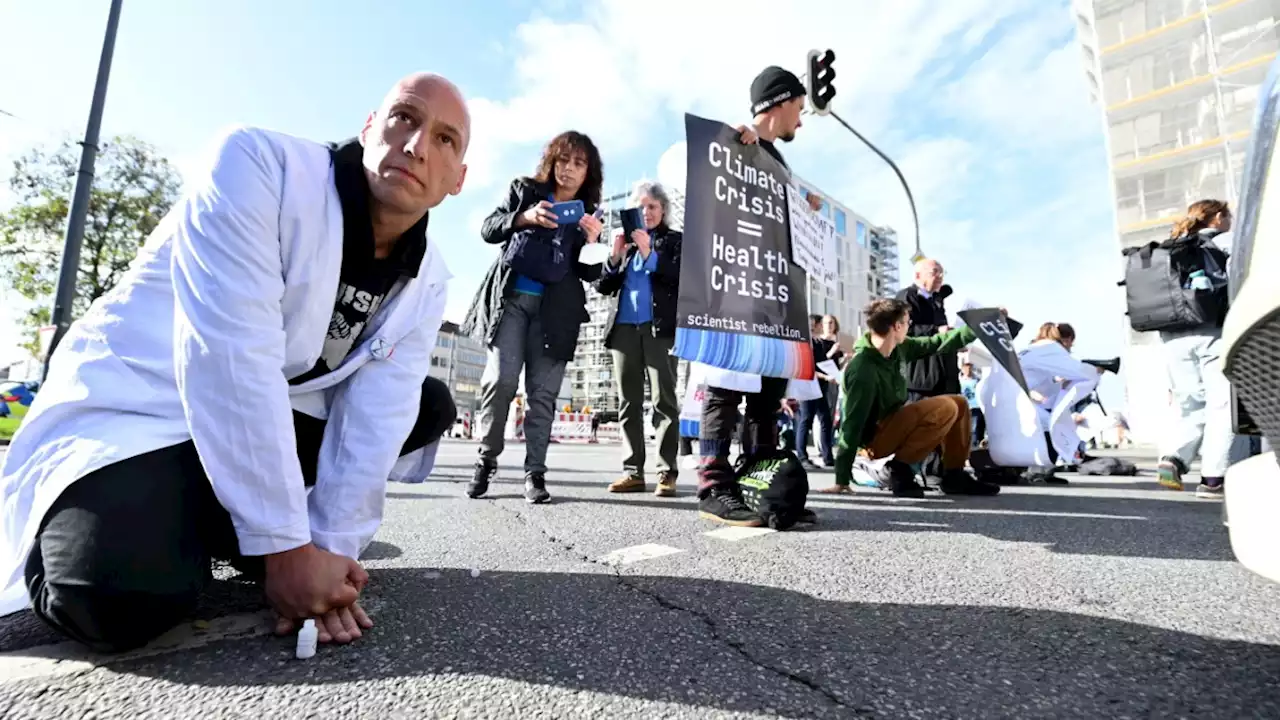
[[0, 73, 471, 652]]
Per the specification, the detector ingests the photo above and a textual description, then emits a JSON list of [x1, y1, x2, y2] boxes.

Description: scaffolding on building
[[1074, 0, 1280, 442], [869, 225, 900, 297]]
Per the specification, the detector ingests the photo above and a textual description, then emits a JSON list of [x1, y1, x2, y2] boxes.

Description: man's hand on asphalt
[[264, 543, 367, 620], [274, 602, 374, 644]]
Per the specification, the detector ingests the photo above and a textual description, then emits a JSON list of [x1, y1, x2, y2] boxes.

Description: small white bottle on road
[[296, 619, 318, 659]]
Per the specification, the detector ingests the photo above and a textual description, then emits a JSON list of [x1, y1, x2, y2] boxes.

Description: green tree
[[0, 135, 182, 354]]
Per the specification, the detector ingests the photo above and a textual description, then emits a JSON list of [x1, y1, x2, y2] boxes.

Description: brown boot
[[654, 471, 678, 497], [608, 475, 646, 493]]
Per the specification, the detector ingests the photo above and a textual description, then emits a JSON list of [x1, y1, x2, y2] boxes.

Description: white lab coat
[[0, 127, 449, 616], [1018, 342, 1099, 465], [977, 359, 1054, 468]]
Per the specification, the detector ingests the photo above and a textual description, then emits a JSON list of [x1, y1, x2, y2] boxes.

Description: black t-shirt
[[759, 138, 789, 171], [811, 338, 836, 385], [290, 139, 429, 386]]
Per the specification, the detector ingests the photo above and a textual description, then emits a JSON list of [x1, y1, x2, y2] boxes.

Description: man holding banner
[[673, 66, 822, 526]]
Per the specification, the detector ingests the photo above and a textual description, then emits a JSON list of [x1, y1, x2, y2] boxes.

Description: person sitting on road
[[824, 298, 1002, 498], [0, 73, 470, 653]]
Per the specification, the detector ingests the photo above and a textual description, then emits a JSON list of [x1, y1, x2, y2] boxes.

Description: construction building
[[1075, 0, 1279, 439]]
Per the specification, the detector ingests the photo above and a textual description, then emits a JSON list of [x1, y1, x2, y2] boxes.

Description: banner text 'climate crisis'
[[707, 141, 787, 224]]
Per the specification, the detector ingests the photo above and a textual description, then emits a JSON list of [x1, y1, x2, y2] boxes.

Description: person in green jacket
[[820, 298, 1001, 498]]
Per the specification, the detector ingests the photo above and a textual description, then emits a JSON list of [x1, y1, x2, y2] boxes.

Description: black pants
[[696, 376, 788, 498], [24, 377, 456, 653]]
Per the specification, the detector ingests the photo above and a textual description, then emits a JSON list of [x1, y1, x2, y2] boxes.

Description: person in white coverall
[[1018, 323, 1103, 467], [0, 73, 470, 652]]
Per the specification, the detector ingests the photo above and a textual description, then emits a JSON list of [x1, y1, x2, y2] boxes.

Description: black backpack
[[1120, 241, 1227, 332], [737, 451, 809, 530]]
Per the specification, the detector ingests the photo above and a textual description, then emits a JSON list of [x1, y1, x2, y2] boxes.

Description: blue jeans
[[797, 396, 834, 464]]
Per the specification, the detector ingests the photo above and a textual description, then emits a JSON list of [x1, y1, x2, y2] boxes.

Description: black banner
[[958, 308, 1029, 393], [675, 113, 810, 345]]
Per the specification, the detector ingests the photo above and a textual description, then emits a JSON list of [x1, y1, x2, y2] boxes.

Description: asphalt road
[[1, 440, 1279, 719]]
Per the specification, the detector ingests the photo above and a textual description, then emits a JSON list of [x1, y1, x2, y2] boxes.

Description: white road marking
[[887, 521, 951, 528], [598, 543, 685, 566], [703, 526, 777, 542], [0, 610, 274, 682], [851, 505, 1147, 521]]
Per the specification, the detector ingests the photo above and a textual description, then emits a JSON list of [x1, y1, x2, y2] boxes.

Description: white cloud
[[462, 0, 1038, 187], [442, 0, 1089, 322]]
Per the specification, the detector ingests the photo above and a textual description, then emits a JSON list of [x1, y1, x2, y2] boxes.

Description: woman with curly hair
[[461, 131, 606, 504]]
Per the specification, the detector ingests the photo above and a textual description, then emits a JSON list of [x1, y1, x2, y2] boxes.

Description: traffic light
[[806, 49, 837, 116]]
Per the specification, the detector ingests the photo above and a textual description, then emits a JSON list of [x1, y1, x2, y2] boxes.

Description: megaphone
[[1082, 357, 1121, 375]]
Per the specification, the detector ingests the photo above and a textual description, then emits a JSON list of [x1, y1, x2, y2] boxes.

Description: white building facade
[[430, 321, 487, 416], [1074, 0, 1280, 440]]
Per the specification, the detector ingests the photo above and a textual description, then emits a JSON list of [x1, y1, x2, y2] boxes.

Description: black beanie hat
[[750, 66, 806, 115]]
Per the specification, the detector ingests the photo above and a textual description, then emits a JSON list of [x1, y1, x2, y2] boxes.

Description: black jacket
[[461, 177, 602, 361], [897, 284, 960, 396], [593, 225, 683, 346]]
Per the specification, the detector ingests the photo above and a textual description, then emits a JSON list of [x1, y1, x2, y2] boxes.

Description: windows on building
[[835, 209, 847, 236]]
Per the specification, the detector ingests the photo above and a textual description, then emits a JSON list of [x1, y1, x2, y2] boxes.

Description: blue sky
[[0, 0, 1124, 401]]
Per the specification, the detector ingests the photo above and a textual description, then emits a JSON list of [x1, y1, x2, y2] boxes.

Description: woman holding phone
[[595, 180, 684, 496], [461, 131, 606, 504]]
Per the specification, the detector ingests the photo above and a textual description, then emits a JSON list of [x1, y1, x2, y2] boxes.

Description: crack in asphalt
[[490, 499, 867, 716]]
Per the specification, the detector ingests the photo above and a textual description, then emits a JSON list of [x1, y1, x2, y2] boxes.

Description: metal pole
[[43, 0, 124, 381], [1200, 0, 1237, 204], [828, 109, 922, 261]]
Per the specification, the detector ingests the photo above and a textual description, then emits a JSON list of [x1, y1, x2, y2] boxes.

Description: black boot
[[884, 460, 925, 499]]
